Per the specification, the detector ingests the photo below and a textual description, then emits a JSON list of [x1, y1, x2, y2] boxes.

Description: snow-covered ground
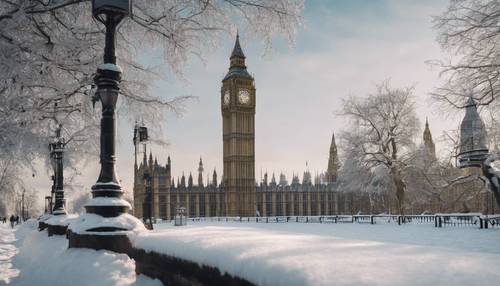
[[0, 220, 162, 286], [131, 221, 500, 286]]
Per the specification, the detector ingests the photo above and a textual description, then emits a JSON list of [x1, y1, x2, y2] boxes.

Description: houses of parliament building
[[132, 35, 438, 220]]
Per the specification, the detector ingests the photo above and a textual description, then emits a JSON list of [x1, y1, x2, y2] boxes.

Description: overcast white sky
[[30, 0, 465, 201]]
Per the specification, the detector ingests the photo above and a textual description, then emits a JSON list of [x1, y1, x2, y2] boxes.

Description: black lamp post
[[143, 172, 153, 230], [82, 0, 132, 223], [69, 0, 143, 250], [50, 132, 67, 215]]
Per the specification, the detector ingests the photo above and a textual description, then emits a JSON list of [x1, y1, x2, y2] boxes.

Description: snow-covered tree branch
[[340, 81, 420, 215], [431, 0, 500, 109], [0, 0, 303, 213]]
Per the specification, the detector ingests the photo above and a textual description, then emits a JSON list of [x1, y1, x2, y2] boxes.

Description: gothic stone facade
[[132, 154, 384, 220], [132, 36, 381, 220]]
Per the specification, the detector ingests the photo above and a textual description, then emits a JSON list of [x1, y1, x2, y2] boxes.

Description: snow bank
[[2, 221, 162, 286], [0, 223, 20, 284], [68, 213, 146, 235], [131, 222, 500, 286]]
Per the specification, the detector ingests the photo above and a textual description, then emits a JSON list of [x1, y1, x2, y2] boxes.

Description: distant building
[[132, 36, 381, 220], [423, 118, 436, 162]]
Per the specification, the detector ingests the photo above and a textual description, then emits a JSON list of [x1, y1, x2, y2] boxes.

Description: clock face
[[238, 89, 251, 104], [223, 90, 230, 105]]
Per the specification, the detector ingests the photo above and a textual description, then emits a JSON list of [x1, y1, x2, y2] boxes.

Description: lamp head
[[92, 0, 132, 19]]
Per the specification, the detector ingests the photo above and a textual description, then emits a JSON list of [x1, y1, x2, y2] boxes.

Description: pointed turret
[[303, 170, 312, 185], [291, 173, 300, 186], [423, 117, 436, 160], [148, 151, 153, 169], [231, 33, 245, 62], [326, 132, 339, 185], [224, 33, 253, 80], [270, 172, 277, 187], [180, 173, 186, 188], [212, 169, 218, 187], [198, 157, 204, 187], [188, 172, 193, 188]]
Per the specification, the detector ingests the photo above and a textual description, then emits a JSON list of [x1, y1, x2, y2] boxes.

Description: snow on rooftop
[[130, 222, 500, 286]]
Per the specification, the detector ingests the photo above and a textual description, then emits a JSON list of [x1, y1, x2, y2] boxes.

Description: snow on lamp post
[[69, 0, 145, 250]]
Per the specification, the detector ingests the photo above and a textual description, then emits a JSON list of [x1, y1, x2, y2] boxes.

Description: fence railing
[[176, 213, 500, 230]]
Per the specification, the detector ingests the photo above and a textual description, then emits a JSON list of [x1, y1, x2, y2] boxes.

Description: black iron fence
[[180, 213, 500, 230]]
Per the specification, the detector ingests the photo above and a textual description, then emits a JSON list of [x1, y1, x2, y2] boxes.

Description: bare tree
[[340, 81, 420, 215], [0, 0, 303, 213], [431, 0, 500, 108]]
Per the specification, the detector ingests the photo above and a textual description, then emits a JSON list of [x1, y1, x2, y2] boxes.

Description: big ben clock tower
[[221, 34, 256, 217]]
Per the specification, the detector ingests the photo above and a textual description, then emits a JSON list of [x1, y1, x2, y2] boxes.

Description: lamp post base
[[67, 212, 146, 251], [44, 213, 78, 236]]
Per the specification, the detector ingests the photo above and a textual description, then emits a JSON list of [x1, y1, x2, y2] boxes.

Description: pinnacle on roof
[[230, 32, 245, 59]]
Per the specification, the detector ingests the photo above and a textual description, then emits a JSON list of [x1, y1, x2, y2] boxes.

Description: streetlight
[[69, 0, 144, 250], [143, 171, 153, 230], [50, 126, 67, 216]]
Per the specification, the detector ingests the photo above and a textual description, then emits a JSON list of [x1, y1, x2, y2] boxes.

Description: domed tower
[[458, 97, 488, 168], [221, 34, 256, 217]]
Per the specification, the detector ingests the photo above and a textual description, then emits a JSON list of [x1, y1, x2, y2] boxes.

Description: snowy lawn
[[0, 220, 162, 286], [131, 221, 500, 286]]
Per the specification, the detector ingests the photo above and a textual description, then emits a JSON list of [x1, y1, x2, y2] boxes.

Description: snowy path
[[0, 224, 20, 284], [0, 220, 163, 286], [133, 222, 500, 286]]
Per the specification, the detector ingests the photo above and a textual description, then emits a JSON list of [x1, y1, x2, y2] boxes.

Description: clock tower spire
[[221, 34, 256, 217]]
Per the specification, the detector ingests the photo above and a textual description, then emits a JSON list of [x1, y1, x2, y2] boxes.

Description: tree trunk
[[392, 167, 406, 216]]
